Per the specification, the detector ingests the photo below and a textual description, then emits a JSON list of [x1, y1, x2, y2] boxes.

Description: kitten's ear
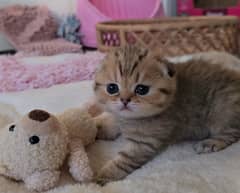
[[138, 47, 149, 59], [114, 45, 149, 59], [157, 58, 176, 78]]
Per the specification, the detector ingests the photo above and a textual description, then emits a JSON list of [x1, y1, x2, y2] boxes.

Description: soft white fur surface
[[0, 81, 240, 193]]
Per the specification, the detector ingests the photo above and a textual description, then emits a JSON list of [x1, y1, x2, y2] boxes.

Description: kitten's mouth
[[120, 106, 132, 111]]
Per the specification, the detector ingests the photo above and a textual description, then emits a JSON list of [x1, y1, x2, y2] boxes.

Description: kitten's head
[[94, 46, 176, 119]]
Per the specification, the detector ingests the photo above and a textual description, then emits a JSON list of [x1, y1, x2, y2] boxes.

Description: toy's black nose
[[28, 109, 50, 122], [29, 135, 40, 145]]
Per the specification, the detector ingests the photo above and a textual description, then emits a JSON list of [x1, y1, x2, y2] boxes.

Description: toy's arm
[[0, 164, 21, 180], [95, 112, 120, 140], [24, 170, 60, 192], [68, 139, 93, 182], [0, 164, 7, 175], [0, 164, 12, 178]]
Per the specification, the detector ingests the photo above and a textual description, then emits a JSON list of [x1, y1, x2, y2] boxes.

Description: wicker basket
[[96, 16, 239, 57]]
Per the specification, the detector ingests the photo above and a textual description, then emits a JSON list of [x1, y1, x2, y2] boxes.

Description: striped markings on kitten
[[94, 45, 240, 185]]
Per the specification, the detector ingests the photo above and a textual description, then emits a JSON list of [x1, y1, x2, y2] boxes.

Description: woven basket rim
[[96, 16, 239, 55], [96, 16, 239, 29]]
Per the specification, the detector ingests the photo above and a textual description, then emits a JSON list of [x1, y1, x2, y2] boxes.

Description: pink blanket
[[0, 52, 105, 92]]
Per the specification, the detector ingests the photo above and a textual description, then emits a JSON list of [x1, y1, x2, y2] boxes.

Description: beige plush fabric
[[0, 110, 68, 192], [0, 80, 239, 193]]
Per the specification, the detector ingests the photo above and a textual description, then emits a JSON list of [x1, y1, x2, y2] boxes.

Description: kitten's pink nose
[[120, 98, 131, 106]]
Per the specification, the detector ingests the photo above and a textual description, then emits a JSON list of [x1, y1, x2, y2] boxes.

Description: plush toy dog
[[0, 105, 118, 192]]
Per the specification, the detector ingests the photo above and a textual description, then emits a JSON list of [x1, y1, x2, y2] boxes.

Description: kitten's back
[[169, 59, 240, 140]]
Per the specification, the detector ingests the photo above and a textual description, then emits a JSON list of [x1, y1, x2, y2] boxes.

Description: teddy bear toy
[[0, 104, 118, 192]]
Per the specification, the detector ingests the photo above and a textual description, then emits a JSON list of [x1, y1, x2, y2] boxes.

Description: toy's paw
[[69, 161, 93, 182], [25, 170, 60, 192], [68, 142, 94, 182]]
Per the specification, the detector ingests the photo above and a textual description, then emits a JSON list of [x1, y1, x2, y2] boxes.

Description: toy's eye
[[135, 84, 150, 95], [106, 83, 119, 95], [29, 136, 40, 145], [9, 125, 15, 132]]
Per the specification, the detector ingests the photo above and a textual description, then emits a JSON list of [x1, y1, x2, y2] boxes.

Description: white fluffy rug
[[0, 81, 240, 193]]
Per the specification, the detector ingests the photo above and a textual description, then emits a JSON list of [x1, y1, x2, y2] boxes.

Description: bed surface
[[0, 80, 239, 193]]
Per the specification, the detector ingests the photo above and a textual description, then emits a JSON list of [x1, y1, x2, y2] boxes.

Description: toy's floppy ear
[[0, 103, 20, 129], [21, 109, 60, 134], [28, 109, 50, 122]]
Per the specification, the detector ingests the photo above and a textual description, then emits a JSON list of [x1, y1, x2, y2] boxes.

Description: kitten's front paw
[[95, 160, 127, 186], [96, 125, 120, 140], [96, 112, 120, 140], [95, 175, 111, 186], [95, 168, 114, 186], [193, 138, 227, 154]]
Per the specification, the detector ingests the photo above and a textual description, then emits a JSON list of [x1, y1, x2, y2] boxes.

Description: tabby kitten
[[94, 46, 240, 185]]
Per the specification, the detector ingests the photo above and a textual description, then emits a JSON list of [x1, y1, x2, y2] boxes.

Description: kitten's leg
[[96, 137, 161, 185], [95, 112, 120, 140], [194, 130, 240, 154]]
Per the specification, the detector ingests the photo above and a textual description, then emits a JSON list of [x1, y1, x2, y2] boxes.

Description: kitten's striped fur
[[94, 46, 240, 184]]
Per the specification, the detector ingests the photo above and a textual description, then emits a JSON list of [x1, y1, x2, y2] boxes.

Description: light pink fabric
[[0, 5, 82, 56], [77, 0, 164, 47], [90, 0, 162, 19], [0, 52, 105, 92], [19, 39, 83, 56]]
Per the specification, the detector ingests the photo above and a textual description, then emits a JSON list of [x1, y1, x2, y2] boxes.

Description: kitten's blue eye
[[107, 83, 119, 95], [135, 84, 150, 95]]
